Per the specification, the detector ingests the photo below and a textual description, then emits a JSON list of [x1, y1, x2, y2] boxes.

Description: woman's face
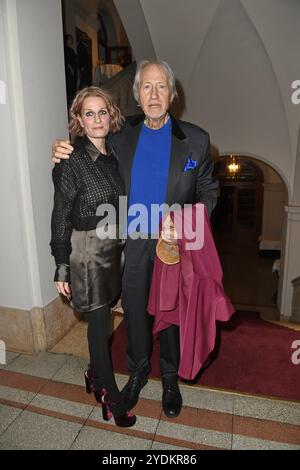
[[78, 96, 111, 143]]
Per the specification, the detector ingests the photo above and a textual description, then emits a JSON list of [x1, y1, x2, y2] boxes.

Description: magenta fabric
[[148, 204, 235, 380]]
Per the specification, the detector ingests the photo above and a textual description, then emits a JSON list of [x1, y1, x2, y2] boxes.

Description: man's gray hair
[[133, 59, 178, 105]]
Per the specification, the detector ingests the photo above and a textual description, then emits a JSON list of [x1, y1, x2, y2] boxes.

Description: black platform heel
[[101, 389, 137, 428], [84, 369, 136, 428], [84, 369, 102, 403]]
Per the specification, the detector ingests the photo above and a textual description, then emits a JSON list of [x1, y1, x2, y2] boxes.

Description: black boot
[[121, 372, 149, 409], [162, 377, 182, 418]]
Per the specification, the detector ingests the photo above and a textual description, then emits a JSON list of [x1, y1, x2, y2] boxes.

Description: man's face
[[139, 64, 171, 120]]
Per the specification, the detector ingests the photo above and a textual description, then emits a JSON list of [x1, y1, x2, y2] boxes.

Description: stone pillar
[[260, 183, 286, 249], [291, 276, 300, 323], [281, 127, 300, 321], [278, 206, 300, 320], [0, 0, 79, 354]]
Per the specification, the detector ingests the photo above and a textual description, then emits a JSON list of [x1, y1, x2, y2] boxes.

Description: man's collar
[[126, 114, 187, 141], [170, 116, 187, 141]]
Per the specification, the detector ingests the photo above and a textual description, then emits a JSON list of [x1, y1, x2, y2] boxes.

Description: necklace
[[144, 113, 169, 130]]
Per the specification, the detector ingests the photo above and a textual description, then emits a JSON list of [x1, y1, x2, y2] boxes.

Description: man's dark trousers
[[122, 237, 180, 379]]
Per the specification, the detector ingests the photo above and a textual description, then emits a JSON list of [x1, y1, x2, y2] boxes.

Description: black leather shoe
[[121, 374, 148, 409], [162, 378, 182, 418]]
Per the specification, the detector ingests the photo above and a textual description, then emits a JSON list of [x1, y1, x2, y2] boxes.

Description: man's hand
[[52, 139, 74, 163], [161, 214, 178, 244]]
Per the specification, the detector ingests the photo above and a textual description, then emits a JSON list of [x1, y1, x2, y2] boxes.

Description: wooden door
[[213, 181, 262, 248]]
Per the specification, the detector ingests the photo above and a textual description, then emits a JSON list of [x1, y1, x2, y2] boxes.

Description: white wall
[[16, 0, 69, 308], [139, 0, 220, 87], [186, 0, 292, 192], [0, 0, 68, 310], [241, 0, 300, 175], [0, 0, 32, 309], [113, 0, 155, 61]]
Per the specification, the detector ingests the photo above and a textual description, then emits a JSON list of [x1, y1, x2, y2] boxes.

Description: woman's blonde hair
[[69, 86, 124, 136]]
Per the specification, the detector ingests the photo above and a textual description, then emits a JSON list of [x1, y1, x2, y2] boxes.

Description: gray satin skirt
[[69, 228, 125, 312]]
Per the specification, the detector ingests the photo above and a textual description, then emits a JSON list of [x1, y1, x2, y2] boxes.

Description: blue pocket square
[[183, 157, 197, 172]]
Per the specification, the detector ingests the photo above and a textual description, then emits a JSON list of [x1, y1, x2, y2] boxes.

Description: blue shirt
[[128, 118, 172, 235]]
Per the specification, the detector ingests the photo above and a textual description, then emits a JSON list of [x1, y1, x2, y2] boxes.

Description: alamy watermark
[[291, 80, 300, 105], [95, 197, 205, 250], [0, 340, 6, 365], [291, 340, 300, 365], [0, 80, 6, 105]]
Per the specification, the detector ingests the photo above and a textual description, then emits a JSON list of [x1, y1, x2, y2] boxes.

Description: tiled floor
[[1, 243, 298, 450], [0, 351, 299, 450]]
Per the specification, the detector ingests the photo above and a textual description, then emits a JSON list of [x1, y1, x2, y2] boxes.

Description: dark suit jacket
[[110, 114, 218, 217]]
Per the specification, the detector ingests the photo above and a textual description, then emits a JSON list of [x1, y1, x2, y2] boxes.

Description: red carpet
[[111, 311, 300, 401]]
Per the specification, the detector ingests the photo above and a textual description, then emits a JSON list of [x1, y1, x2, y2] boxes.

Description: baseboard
[[0, 297, 81, 354]]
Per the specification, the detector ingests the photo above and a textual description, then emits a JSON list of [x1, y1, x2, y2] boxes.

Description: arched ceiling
[[114, 0, 300, 198]]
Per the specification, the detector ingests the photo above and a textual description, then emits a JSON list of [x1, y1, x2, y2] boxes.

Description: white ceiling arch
[[114, 0, 300, 194]]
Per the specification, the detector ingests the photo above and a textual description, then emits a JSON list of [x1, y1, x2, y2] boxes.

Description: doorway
[[212, 156, 283, 317], [212, 158, 263, 250]]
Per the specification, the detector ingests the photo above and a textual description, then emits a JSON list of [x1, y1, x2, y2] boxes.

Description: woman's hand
[[55, 281, 71, 297], [54, 264, 71, 297], [52, 139, 74, 163]]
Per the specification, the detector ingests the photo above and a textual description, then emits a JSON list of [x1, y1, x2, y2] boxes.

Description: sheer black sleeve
[[50, 160, 79, 265]]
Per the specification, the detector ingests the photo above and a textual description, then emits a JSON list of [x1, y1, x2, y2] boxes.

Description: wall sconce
[[227, 154, 240, 177]]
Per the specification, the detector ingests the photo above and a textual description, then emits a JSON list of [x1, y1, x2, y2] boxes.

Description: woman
[[50, 86, 136, 427]]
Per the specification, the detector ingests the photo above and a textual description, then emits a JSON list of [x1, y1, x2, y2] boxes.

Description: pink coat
[[148, 204, 235, 380]]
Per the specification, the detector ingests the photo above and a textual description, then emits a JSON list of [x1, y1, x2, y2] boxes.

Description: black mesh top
[[50, 136, 125, 265]]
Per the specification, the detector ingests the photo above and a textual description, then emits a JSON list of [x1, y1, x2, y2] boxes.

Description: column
[[259, 182, 286, 251], [278, 206, 300, 319], [0, 0, 78, 354]]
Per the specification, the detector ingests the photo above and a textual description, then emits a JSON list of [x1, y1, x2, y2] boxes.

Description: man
[[52, 59, 218, 418], [77, 32, 93, 88]]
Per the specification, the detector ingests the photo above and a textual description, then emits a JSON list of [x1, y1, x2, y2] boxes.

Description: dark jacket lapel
[[165, 116, 191, 205], [119, 115, 144, 195]]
